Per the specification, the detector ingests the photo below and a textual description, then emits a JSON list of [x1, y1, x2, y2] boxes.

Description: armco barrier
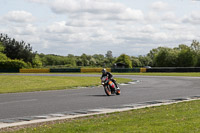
[[0, 69, 19, 73], [20, 69, 50, 73], [81, 68, 111, 73], [111, 68, 140, 73], [146, 67, 200, 72], [140, 68, 147, 73], [50, 68, 80, 73]]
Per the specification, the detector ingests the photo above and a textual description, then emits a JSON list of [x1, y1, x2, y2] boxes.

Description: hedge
[[0, 60, 28, 69]]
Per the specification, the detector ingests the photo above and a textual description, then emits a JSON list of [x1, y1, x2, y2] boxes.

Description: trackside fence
[[111, 68, 140, 73], [1, 67, 200, 73], [19, 69, 50, 73], [0, 69, 19, 73], [146, 67, 200, 72], [50, 68, 81, 73]]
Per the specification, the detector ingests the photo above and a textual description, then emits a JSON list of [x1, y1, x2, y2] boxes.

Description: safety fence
[[1, 67, 200, 73], [19, 69, 50, 73], [146, 67, 200, 72], [0, 68, 144, 73], [111, 68, 141, 73], [0, 69, 19, 73], [81, 68, 111, 73], [50, 68, 80, 73]]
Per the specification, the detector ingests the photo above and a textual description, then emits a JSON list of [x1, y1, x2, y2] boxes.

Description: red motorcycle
[[101, 76, 120, 96]]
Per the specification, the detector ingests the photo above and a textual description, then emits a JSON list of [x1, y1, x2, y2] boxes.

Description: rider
[[101, 68, 120, 91]]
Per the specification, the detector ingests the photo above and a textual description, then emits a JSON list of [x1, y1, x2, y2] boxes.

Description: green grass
[[0, 75, 131, 94], [3, 100, 200, 133]]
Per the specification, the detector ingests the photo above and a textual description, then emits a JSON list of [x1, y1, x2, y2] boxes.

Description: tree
[[177, 47, 196, 67], [147, 47, 163, 60], [154, 47, 178, 67], [191, 40, 200, 54], [32, 54, 42, 68], [0, 42, 4, 52], [138, 55, 152, 67], [105, 50, 113, 58], [0, 34, 36, 63], [92, 54, 105, 67], [0, 42, 8, 60], [80, 53, 90, 66], [105, 51, 115, 67], [131, 56, 142, 67], [190, 40, 200, 67], [115, 54, 132, 68]]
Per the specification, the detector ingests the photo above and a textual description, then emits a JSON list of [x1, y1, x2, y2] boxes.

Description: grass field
[[2, 100, 200, 133], [0, 75, 131, 94]]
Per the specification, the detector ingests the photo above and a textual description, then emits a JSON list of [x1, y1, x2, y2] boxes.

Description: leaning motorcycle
[[101, 76, 120, 96]]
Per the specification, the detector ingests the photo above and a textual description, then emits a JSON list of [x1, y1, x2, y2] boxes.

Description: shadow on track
[[87, 94, 115, 97]]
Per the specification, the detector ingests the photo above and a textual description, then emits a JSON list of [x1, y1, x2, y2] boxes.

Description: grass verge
[[1, 100, 200, 133], [0, 75, 131, 94]]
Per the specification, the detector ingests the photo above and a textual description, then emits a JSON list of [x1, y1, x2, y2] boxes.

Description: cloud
[[65, 19, 103, 27], [4, 10, 35, 23], [25, 0, 49, 4], [50, 0, 144, 21], [50, 0, 124, 14], [151, 1, 170, 11], [182, 11, 200, 24], [46, 21, 74, 33], [7, 24, 37, 36], [140, 25, 156, 33], [162, 12, 176, 22]]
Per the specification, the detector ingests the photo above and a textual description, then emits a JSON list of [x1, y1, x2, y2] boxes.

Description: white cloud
[[46, 21, 74, 33], [145, 11, 160, 22], [117, 8, 144, 21], [151, 1, 170, 11], [162, 12, 176, 22], [50, 0, 144, 22], [161, 23, 180, 30], [50, 0, 124, 14], [140, 25, 156, 33], [182, 11, 200, 24], [65, 19, 103, 27], [12, 24, 37, 35], [4, 10, 35, 23]]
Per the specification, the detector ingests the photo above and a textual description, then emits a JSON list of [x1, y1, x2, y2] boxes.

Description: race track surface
[[0, 74, 200, 122]]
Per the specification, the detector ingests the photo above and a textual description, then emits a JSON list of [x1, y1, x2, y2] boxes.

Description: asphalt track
[[0, 74, 200, 123]]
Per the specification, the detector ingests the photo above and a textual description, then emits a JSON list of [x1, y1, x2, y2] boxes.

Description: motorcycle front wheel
[[104, 85, 111, 96]]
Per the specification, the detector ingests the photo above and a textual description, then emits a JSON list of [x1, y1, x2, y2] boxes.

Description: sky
[[1, 0, 200, 57]]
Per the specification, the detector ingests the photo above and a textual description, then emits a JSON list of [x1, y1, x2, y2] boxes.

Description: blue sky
[[1, 0, 200, 56]]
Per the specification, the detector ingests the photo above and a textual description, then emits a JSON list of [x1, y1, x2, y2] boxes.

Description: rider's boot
[[116, 87, 120, 94]]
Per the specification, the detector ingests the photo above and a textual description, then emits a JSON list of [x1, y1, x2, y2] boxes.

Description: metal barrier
[[146, 67, 200, 72], [50, 68, 81, 73], [20, 69, 50, 73], [2, 67, 200, 73], [81, 68, 111, 73], [0, 69, 19, 73], [111, 68, 140, 73]]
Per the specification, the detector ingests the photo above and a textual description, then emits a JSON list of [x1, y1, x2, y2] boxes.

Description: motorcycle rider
[[101, 68, 120, 92]]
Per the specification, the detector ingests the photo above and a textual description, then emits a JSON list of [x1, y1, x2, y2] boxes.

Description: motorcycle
[[101, 76, 120, 96]]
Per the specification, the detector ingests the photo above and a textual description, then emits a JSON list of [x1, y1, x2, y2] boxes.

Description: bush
[[0, 59, 28, 69], [0, 53, 8, 60]]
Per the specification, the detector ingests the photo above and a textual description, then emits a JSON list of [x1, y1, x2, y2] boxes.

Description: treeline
[[148, 40, 200, 67], [1, 33, 200, 69]]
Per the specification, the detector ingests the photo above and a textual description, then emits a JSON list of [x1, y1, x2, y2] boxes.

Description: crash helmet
[[102, 68, 107, 74]]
